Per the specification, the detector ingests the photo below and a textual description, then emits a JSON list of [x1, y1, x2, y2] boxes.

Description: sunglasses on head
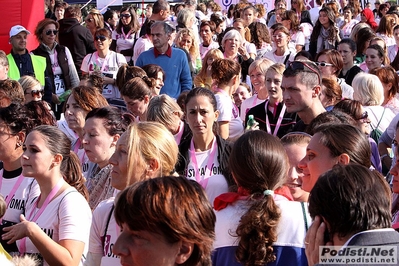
[[25, 89, 44, 97], [45, 30, 58, 36], [120, 14, 131, 18], [287, 61, 321, 85], [95, 35, 107, 42]]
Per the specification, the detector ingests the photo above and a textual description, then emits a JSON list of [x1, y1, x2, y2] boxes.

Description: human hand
[[2, 214, 34, 244], [245, 121, 259, 132], [304, 215, 333, 266]]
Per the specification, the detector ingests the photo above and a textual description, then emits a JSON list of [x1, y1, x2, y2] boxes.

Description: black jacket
[[176, 135, 235, 189], [58, 18, 96, 77]]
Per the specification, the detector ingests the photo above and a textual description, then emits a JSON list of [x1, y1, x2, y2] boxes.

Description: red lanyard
[[265, 101, 286, 136], [189, 137, 217, 189], [19, 178, 65, 254]]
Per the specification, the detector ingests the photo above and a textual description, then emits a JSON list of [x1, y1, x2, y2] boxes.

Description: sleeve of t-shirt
[[117, 53, 127, 67], [215, 94, 232, 122], [89, 200, 113, 254], [58, 191, 92, 243], [296, 31, 305, 46], [111, 30, 117, 41], [80, 54, 91, 73]]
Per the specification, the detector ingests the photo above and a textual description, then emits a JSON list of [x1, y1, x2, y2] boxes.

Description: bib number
[[54, 75, 65, 96]]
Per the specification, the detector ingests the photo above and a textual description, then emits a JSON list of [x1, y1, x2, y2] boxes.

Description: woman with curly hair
[[174, 28, 201, 74], [370, 65, 399, 114], [309, 7, 340, 58], [213, 130, 309, 266]]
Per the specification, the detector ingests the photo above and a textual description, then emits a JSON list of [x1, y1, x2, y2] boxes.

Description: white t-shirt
[[240, 95, 266, 121], [186, 145, 228, 205], [132, 36, 153, 64], [0, 173, 40, 225], [81, 51, 127, 99], [88, 197, 119, 266], [215, 93, 244, 139], [199, 41, 220, 59], [112, 30, 137, 63], [364, 106, 396, 133], [18, 187, 92, 266], [290, 31, 305, 47]]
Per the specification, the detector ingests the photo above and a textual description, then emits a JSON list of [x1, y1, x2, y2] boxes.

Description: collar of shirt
[[154, 45, 172, 58]]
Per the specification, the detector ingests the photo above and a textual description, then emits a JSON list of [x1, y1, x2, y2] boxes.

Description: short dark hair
[[153, 0, 170, 14], [309, 164, 391, 239], [64, 5, 81, 18]]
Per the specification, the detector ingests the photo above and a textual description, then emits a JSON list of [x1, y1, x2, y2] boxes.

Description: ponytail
[[236, 193, 281, 265], [61, 150, 89, 201]]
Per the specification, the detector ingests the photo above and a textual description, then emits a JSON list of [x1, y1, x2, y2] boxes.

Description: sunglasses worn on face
[[45, 30, 58, 36], [120, 14, 131, 18], [287, 61, 321, 85], [315, 62, 334, 67], [95, 35, 107, 42], [25, 89, 44, 97], [86, 18, 94, 23], [357, 111, 368, 121]]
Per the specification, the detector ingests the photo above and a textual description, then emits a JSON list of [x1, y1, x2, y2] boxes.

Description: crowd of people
[[1, 0, 399, 265]]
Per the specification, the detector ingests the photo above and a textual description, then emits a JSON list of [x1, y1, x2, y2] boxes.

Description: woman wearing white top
[[3, 125, 91, 266], [281, 10, 305, 52], [110, 7, 140, 65], [233, 18, 256, 59], [199, 21, 220, 59], [240, 59, 273, 121], [352, 72, 395, 134], [81, 28, 127, 100], [338, 6, 358, 39], [86, 122, 179, 266], [212, 58, 244, 140], [262, 24, 296, 66]]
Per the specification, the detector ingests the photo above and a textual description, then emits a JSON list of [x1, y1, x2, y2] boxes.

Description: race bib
[[102, 84, 113, 96], [54, 75, 66, 96]]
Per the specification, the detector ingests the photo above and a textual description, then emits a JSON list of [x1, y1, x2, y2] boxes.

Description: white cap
[[9, 25, 30, 38]]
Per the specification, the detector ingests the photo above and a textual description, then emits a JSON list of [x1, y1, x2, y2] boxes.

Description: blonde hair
[[352, 72, 384, 106], [18, 75, 42, 93], [126, 122, 178, 181], [174, 28, 200, 61], [248, 58, 274, 76], [88, 9, 104, 29], [146, 94, 183, 132], [194, 48, 224, 88], [266, 63, 286, 76]]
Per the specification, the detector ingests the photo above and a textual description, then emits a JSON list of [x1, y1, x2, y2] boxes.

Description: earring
[[16, 142, 22, 147]]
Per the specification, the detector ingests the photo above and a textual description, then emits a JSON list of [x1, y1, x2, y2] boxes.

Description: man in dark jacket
[[58, 5, 95, 78]]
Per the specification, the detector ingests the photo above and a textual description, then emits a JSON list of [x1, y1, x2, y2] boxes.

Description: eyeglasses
[[273, 34, 287, 39], [120, 14, 131, 18], [287, 61, 321, 85], [25, 89, 44, 97], [315, 62, 334, 67], [85, 18, 94, 23], [45, 30, 58, 36], [95, 35, 107, 42]]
